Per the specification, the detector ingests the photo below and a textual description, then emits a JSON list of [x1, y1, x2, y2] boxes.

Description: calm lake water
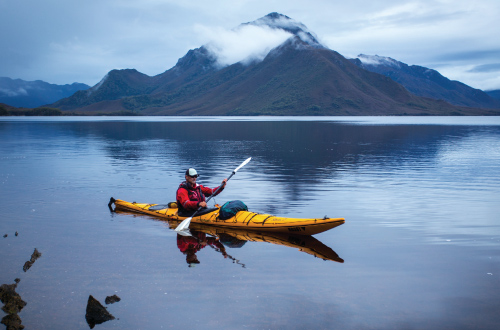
[[1, 116, 499, 330]]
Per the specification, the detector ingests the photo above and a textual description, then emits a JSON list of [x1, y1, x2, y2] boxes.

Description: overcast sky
[[1, 0, 499, 91]]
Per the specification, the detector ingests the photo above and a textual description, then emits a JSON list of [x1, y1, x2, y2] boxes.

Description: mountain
[[52, 69, 158, 111], [350, 55, 500, 109], [241, 12, 323, 48], [0, 77, 89, 108], [51, 13, 500, 116], [486, 90, 500, 100]]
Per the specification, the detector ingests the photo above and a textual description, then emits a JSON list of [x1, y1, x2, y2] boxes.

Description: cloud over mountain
[[197, 24, 293, 67], [0, 87, 28, 97], [194, 13, 322, 68]]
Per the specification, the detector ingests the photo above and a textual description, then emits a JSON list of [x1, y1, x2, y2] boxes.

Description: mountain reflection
[[95, 121, 491, 212], [10, 119, 498, 215], [51, 120, 477, 166]]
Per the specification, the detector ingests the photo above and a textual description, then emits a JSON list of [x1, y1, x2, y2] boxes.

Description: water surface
[[1, 116, 499, 329]]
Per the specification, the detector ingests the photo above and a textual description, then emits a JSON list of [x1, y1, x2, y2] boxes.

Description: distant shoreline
[[2, 103, 500, 117]]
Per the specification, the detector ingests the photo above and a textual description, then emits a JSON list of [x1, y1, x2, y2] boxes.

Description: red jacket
[[176, 181, 224, 211]]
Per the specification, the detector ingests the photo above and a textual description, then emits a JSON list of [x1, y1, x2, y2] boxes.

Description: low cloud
[[467, 63, 500, 73], [195, 24, 293, 67], [0, 87, 29, 97], [433, 49, 500, 62], [356, 54, 402, 68], [434, 63, 500, 91]]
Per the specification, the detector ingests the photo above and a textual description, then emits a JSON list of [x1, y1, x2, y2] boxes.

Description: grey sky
[[1, 0, 499, 90]]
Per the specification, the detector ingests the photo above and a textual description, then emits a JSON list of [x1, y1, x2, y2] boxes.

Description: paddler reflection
[[177, 230, 228, 267]]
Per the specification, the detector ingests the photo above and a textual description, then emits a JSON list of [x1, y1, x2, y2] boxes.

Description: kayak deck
[[110, 198, 345, 236]]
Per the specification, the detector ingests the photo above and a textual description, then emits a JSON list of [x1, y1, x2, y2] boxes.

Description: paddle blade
[[234, 157, 251, 173], [175, 217, 192, 232], [176, 229, 192, 237]]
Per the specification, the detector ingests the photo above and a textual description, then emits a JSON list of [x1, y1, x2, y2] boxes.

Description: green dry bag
[[219, 200, 248, 220]]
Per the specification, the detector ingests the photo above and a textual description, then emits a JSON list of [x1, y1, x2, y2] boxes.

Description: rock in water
[[0, 283, 27, 314], [1, 313, 24, 330], [0, 281, 26, 329], [85, 295, 115, 329], [22, 248, 42, 272], [105, 295, 121, 304]]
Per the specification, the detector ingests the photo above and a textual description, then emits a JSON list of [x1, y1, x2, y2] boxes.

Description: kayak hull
[[111, 199, 345, 236]]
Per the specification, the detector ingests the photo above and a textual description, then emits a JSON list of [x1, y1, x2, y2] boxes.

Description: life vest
[[176, 181, 206, 212]]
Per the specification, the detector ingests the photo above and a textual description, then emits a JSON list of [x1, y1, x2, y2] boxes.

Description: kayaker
[[176, 168, 227, 216]]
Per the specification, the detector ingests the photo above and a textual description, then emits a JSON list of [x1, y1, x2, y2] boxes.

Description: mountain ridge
[[50, 13, 500, 116], [0, 77, 89, 108], [486, 89, 500, 100], [350, 54, 500, 109]]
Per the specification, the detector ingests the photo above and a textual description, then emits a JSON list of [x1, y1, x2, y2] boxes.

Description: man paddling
[[176, 168, 227, 216]]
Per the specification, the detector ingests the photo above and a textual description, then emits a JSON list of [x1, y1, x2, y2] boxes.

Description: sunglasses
[[188, 175, 199, 178]]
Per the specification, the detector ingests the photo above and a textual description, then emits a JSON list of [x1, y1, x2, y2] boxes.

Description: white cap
[[186, 168, 198, 176]]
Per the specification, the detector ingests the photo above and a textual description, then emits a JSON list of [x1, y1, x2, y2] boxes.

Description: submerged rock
[[0, 282, 27, 315], [85, 295, 115, 329], [0, 249, 41, 329], [0, 281, 26, 329], [105, 295, 121, 304], [1, 313, 24, 330], [22, 248, 42, 272]]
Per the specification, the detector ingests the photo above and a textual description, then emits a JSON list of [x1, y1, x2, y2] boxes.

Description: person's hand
[[221, 178, 228, 187], [198, 201, 207, 208]]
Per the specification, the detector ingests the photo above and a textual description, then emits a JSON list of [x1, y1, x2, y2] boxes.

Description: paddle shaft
[[184, 171, 235, 220]]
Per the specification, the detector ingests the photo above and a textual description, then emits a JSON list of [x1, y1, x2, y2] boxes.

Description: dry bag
[[219, 200, 248, 220]]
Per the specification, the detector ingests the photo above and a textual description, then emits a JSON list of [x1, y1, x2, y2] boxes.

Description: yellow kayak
[[109, 198, 345, 236]]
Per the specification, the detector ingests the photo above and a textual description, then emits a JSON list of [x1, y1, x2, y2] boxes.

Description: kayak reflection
[[113, 209, 344, 264], [187, 222, 344, 264]]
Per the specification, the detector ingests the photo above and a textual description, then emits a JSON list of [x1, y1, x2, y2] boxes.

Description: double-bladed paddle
[[175, 157, 252, 234]]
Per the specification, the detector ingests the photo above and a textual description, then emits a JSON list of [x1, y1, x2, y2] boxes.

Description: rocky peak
[[242, 12, 323, 48]]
